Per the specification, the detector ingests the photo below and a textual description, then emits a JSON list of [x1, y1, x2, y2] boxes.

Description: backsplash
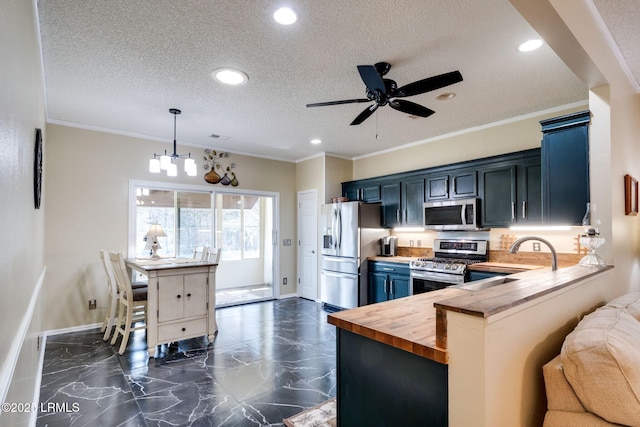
[[392, 227, 588, 266]]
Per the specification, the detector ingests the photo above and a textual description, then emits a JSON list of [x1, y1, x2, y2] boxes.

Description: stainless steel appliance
[[410, 239, 488, 294], [320, 201, 388, 310], [380, 236, 398, 256], [423, 198, 479, 231]]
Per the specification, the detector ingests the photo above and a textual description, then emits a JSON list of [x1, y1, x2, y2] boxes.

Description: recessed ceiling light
[[310, 139, 322, 145], [436, 92, 456, 101], [518, 39, 544, 52], [212, 68, 248, 86], [273, 7, 297, 25]]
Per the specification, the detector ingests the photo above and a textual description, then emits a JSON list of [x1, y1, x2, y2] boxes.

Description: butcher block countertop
[[328, 264, 612, 365], [328, 287, 466, 364]]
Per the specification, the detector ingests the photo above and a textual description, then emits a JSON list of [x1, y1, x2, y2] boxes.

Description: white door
[[297, 190, 318, 300]]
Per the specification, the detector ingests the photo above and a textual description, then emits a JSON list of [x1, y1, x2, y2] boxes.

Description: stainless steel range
[[410, 239, 488, 294]]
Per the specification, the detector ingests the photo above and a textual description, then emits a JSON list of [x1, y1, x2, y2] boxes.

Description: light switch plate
[[283, 239, 292, 246]]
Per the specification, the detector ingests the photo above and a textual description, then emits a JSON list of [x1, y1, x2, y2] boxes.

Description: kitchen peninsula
[[327, 264, 613, 426]]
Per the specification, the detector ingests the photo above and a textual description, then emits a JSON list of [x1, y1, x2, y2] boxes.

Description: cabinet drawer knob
[[177, 294, 182, 299], [181, 327, 186, 332], [187, 293, 192, 298]]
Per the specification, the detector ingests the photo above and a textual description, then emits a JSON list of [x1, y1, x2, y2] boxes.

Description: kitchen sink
[[457, 276, 519, 291]]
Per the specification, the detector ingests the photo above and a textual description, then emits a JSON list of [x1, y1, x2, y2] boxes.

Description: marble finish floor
[[37, 298, 336, 426]]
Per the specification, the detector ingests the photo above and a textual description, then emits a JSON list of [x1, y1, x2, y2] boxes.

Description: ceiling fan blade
[[396, 70, 463, 97], [357, 65, 386, 94], [350, 103, 378, 125], [389, 99, 435, 118], [306, 98, 370, 107]]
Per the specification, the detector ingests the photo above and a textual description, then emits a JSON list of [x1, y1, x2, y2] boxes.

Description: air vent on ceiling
[[210, 134, 230, 140]]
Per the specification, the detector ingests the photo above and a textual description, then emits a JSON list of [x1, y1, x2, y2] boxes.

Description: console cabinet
[[126, 259, 218, 358]]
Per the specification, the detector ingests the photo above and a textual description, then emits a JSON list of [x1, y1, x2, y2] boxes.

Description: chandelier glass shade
[[149, 108, 198, 177]]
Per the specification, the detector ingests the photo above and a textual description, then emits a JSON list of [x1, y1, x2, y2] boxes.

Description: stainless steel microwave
[[423, 198, 479, 230]]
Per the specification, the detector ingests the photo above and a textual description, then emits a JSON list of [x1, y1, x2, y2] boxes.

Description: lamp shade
[[160, 154, 171, 170], [146, 223, 167, 237], [149, 158, 161, 173]]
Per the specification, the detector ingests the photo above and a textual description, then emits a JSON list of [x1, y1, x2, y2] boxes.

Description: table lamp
[[145, 223, 167, 258]]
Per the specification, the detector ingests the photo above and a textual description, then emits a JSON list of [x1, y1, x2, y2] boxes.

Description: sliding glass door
[[130, 181, 277, 307], [214, 193, 274, 306]]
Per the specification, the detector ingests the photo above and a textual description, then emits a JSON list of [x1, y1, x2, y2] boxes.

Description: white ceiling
[[36, 0, 639, 162]]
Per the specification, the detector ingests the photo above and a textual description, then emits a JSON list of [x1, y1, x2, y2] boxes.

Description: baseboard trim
[[0, 267, 46, 405], [29, 333, 47, 427], [278, 293, 298, 299], [45, 322, 102, 337]]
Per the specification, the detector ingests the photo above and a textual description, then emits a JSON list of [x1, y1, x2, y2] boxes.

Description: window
[[134, 189, 212, 258]]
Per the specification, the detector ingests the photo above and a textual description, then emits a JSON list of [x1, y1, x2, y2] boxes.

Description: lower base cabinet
[[368, 261, 410, 303], [337, 329, 448, 426]]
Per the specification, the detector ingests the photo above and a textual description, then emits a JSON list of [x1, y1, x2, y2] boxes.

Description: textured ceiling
[[36, 0, 638, 162]]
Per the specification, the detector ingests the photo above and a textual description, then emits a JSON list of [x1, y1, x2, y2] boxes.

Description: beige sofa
[[543, 292, 640, 426]]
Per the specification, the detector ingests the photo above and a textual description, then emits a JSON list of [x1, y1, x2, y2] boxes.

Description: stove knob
[[444, 264, 450, 270]]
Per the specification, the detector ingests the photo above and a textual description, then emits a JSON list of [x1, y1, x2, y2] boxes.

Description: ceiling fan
[[306, 62, 463, 125]]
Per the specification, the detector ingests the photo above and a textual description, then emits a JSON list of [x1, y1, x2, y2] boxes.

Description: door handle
[[511, 202, 516, 222], [522, 201, 526, 219], [311, 250, 316, 253], [390, 279, 394, 296]]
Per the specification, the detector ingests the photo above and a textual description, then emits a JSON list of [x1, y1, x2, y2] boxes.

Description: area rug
[[283, 398, 336, 427]]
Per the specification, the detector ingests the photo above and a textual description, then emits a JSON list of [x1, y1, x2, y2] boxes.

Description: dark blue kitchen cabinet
[[342, 180, 381, 203], [425, 170, 477, 201], [479, 154, 541, 227], [381, 177, 424, 227], [368, 261, 410, 303], [541, 110, 590, 225]]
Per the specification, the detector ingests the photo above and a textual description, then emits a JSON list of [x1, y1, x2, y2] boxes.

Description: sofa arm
[[543, 355, 586, 413]]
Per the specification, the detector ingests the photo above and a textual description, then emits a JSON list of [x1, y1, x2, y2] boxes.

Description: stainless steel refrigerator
[[320, 201, 389, 310]]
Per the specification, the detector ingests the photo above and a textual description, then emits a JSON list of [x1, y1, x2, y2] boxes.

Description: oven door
[[410, 270, 465, 294]]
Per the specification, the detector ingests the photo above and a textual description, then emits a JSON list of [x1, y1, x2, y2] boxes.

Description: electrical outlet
[[283, 239, 292, 246], [410, 240, 414, 247], [283, 278, 287, 285], [532, 242, 541, 252], [89, 299, 97, 310], [417, 240, 422, 247]]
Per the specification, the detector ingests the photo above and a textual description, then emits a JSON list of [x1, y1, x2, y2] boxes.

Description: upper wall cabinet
[[479, 155, 541, 227], [425, 170, 477, 201], [381, 177, 425, 227], [540, 110, 590, 225], [342, 180, 381, 203]]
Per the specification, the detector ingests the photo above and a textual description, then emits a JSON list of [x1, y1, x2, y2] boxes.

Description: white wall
[[0, 0, 47, 424], [44, 124, 296, 331]]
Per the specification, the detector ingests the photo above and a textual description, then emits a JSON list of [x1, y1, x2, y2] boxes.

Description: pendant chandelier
[[149, 108, 197, 177]]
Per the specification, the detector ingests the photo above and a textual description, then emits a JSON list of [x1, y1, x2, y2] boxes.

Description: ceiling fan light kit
[[306, 62, 463, 125], [149, 108, 198, 177]]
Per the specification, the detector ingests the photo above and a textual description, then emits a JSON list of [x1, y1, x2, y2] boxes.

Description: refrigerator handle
[[337, 208, 343, 250], [332, 208, 338, 250]]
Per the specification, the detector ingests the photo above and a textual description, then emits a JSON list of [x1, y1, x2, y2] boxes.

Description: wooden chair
[[207, 247, 221, 263], [193, 246, 209, 261], [99, 250, 119, 341], [109, 252, 148, 355]]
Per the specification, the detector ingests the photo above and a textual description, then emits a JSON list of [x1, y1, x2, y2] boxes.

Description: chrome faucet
[[509, 236, 558, 271]]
